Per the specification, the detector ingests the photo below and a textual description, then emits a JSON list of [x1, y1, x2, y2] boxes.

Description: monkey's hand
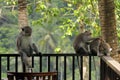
[[39, 52, 42, 55], [36, 52, 42, 55], [32, 43, 42, 55], [85, 41, 91, 45]]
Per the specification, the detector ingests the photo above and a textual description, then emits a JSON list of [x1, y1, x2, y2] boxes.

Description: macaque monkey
[[16, 26, 41, 72], [73, 30, 94, 55], [73, 30, 95, 79], [90, 37, 112, 56]]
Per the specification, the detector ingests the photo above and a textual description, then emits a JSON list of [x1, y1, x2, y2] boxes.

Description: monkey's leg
[[21, 52, 32, 72], [24, 56, 33, 72], [83, 47, 89, 53], [96, 42, 103, 57], [26, 57, 33, 72], [96, 45, 100, 56], [83, 44, 90, 54], [19, 51, 27, 72], [78, 47, 88, 55]]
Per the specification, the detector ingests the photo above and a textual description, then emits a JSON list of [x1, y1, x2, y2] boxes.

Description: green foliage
[[29, 0, 100, 53], [4, 0, 17, 5], [0, 7, 18, 53], [0, 25, 18, 53]]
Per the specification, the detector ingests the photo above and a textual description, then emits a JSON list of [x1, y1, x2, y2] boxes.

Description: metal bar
[[0, 53, 97, 56], [56, 56, 58, 71], [15, 56, 18, 72], [32, 56, 34, 68], [56, 56, 58, 80], [64, 56, 66, 80], [100, 59, 102, 80], [48, 56, 50, 72], [39, 55, 42, 72], [23, 62, 26, 72], [80, 56, 83, 80], [72, 56, 75, 80], [0, 56, 1, 80], [89, 56, 91, 80], [7, 56, 10, 71]]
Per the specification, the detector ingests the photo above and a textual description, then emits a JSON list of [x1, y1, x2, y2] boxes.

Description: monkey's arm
[[86, 37, 100, 44], [16, 36, 22, 51], [32, 43, 41, 55]]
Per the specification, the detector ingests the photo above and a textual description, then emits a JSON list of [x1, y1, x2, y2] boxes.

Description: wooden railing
[[0, 54, 120, 80], [7, 72, 57, 80], [100, 56, 120, 80]]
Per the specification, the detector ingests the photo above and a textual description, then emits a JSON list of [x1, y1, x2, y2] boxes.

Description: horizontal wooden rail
[[100, 56, 120, 80], [7, 72, 57, 80]]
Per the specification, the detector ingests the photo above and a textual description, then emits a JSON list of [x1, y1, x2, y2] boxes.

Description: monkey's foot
[[27, 68, 33, 73], [97, 54, 104, 57]]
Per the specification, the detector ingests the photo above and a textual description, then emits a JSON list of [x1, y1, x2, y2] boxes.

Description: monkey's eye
[[22, 28, 24, 31]]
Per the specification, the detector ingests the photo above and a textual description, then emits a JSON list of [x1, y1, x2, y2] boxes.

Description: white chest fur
[[21, 36, 32, 49]]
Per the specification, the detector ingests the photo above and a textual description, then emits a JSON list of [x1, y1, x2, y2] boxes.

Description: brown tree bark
[[98, 0, 119, 58], [18, 0, 29, 72], [18, 0, 28, 28]]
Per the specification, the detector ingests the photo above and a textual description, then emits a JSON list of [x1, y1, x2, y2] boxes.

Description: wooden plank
[[102, 56, 120, 75], [7, 72, 57, 80]]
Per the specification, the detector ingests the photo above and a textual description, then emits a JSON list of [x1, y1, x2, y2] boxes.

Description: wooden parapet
[[7, 72, 57, 80], [100, 56, 120, 80], [102, 56, 120, 75]]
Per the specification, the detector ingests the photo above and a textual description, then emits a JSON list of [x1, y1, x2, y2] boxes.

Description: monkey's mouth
[[26, 33, 31, 36], [109, 48, 112, 51]]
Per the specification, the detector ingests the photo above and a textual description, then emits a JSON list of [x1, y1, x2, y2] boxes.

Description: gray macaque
[[73, 30, 94, 55], [16, 26, 41, 72], [90, 37, 112, 56], [73, 30, 96, 79]]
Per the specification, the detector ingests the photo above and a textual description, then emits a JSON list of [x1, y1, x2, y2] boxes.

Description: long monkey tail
[[92, 56, 98, 80], [77, 56, 83, 80]]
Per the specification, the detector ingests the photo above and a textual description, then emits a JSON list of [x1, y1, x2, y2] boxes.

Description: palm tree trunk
[[98, 0, 118, 56], [18, 0, 28, 72], [18, 0, 28, 28]]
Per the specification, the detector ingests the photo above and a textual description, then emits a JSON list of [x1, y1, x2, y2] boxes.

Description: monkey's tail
[[92, 56, 96, 71], [77, 56, 82, 80], [92, 56, 98, 80]]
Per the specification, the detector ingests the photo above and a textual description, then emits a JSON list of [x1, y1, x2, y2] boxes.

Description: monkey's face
[[84, 31, 92, 39], [22, 26, 32, 36], [85, 30, 91, 35]]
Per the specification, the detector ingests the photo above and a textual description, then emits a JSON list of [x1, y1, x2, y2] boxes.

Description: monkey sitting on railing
[[73, 30, 112, 56], [16, 26, 41, 72], [90, 37, 112, 56], [73, 30, 96, 55]]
